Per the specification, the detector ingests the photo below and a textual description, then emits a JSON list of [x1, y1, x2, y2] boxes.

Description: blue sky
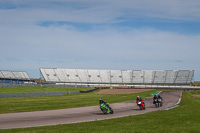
[[0, 0, 200, 80]]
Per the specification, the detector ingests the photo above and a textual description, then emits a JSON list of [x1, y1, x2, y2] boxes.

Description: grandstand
[[0, 70, 30, 84], [40, 68, 194, 85]]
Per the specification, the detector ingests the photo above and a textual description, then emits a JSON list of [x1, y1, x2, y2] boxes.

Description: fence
[[0, 91, 67, 98]]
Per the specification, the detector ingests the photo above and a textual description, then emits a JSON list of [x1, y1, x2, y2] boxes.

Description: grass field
[[0, 91, 200, 133], [1, 90, 200, 133], [0, 87, 158, 113], [0, 86, 90, 93]]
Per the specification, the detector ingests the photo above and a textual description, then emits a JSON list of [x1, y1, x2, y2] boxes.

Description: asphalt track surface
[[0, 91, 182, 129]]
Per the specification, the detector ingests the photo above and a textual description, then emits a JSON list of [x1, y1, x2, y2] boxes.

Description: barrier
[[68, 91, 80, 94], [0, 91, 67, 98]]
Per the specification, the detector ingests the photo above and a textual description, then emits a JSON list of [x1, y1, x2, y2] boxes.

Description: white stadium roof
[[40, 68, 194, 85], [0, 70, 30, 80]]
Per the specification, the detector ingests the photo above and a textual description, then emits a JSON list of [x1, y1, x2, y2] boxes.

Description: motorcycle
[[100, 102, 114, 114], [137, 101, 145, 110], [158, 98, 163, 107], [154, 99, 159, 108], [154, 98, 163, 108]]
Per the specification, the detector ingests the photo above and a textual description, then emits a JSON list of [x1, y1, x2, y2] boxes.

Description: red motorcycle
[[137, 99, 145, 110]]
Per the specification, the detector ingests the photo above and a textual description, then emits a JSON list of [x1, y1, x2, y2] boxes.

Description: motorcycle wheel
[[139, 105, 142, 110], [110, 108, 114, 114]]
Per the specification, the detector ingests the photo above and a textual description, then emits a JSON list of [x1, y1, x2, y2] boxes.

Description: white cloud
[[0, 22, 199, 63], [1, 0, 200, 23], [0, 0, 200, 80]]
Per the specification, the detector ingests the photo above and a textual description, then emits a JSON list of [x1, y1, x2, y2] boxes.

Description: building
[[0, 70, 30, 84], [40, 68, 194, 85]]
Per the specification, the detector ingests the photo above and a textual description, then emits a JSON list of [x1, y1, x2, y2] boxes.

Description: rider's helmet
[[158, 95, 161, 98], [137, 96, 140, 100], [99, 98, 103, 104]]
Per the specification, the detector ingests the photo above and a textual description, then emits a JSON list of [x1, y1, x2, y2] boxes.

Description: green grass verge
[[1, 91, 200, 133], [189, 90, 200, 95], [0, 87, 158, 113], [0, 86, 90, 93]]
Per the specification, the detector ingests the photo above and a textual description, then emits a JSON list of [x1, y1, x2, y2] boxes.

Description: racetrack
[[0, 91, 182, 129], [96, 89, 154, 94]]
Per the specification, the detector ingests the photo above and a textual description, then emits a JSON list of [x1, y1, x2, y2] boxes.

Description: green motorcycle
[[99, 98, 114, 114]]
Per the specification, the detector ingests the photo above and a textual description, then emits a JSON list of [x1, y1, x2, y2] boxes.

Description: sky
[[0, 0, 200, 80]]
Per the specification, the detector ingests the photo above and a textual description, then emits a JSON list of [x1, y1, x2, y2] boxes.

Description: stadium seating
[[174, 70, 192, 84], [65, 69, 81, 82], [121, 70, 132, 83], [0, 70, 30, 80], [143, 70, 154, 83], [87, 70, 102, 83], [165, 70, 177, 84], [110, 70, 123, 83], [153, 71, 167, 84], [76, 69, 90, 82], [132, 70, 144, 83], [42, 69, 60, 82], [54, 69, 69, 82], [98, 70, 110, 83], [40, 68, 194, 85], [186, 70, 194, 84], [1, 71, 16, 79], [0, 70, 30, 84]]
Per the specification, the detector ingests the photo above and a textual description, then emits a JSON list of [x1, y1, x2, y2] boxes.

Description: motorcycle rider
[[158, 95, 163, 101], [136, 96, 145, 109], [99, 98, 113, 114], [153, 95, 158, 104], [136, 96, 140, 102], [158, 95, 163, 106], [99, 98, 105, 104], [99, 98, 109, 108]]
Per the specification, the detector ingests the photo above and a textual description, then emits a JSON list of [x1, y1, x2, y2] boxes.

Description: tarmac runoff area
[[0, 91, 182, 129]]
